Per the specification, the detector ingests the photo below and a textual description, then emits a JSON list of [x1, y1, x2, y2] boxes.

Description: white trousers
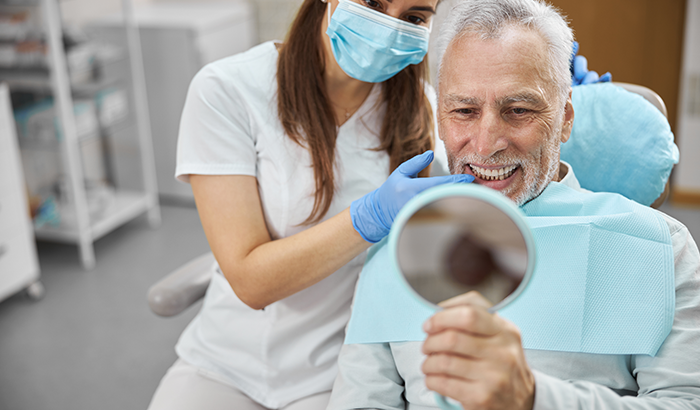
[[148, 359, 332, 410]]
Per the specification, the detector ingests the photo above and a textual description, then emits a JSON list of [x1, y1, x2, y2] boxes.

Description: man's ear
[[560, 90, 574, 144]]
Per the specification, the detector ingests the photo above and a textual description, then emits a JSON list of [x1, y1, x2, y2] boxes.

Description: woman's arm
[[192, 151, 473, 310], [191, 174, 371, 310]]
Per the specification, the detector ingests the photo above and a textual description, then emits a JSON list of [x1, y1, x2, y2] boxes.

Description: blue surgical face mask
[[326, 0, 431, 83]]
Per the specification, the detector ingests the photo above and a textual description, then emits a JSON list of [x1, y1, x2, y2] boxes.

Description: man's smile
[[463, 163, 522, 192], [468, 163, 519, 181]]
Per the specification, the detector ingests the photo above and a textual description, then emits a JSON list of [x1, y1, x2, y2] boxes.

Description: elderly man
[[326, 0, 700, 409]]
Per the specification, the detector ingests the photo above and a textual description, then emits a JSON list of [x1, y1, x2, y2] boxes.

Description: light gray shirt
[[327, 164, 700, 410]]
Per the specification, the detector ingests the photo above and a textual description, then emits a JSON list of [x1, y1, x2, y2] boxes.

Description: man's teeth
[[469, 164, 518, 181]]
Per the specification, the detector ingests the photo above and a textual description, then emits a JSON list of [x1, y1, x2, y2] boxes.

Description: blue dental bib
[[345, 182, 675, 356]]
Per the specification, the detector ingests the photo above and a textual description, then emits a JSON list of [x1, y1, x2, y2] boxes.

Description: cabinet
[[0, 82, 42, 301], [87, 1, 257, 202], [0, 0, 160, 269], [546, 0, 686, 134]]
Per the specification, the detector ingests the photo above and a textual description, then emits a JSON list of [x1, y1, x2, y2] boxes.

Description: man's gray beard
[[448, 132, 562, 206]]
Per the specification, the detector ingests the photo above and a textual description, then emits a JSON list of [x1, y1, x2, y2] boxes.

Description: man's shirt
[[327, 162, 700, 410]]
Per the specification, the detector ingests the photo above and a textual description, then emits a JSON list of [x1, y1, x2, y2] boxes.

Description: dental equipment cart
[[0, 82, 43, 302]]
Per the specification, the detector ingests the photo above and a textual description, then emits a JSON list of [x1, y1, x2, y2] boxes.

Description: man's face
[[438, 26, 574, 205]]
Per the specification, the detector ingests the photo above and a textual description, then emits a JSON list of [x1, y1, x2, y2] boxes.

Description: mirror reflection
[[396, 195, 529, 307]]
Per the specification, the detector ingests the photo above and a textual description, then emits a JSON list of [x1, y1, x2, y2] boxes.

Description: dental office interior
[[1, 0, 700, 408]]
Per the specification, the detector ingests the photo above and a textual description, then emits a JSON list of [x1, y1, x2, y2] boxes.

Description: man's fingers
[[438, 290, 493, 309], [422, 350, 490, 380], [423, 329, 481, 358], [423, 303, 500, 337], [424, 374, 492, 410]]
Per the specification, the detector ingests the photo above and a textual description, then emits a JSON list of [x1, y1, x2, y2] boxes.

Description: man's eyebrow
[[496, 92, 544, 106], [443, 94, 482, 106]]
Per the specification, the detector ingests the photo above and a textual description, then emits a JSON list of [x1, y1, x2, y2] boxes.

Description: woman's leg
[[281, 391, 331, 410], [147, 359, 269, 410]]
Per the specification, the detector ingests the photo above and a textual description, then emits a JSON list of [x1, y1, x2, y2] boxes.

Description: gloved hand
[[571, 41, 612, 86], [350, 151, 474, 243]]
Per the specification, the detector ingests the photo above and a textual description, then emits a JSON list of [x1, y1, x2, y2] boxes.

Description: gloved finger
[[397, 150, 435, 177], [581, 70, 600, 85], [573, 55, 588, 81], [570, 41, 579, 61], [599, 72, 612, 82], [408, 174, 475, 192]]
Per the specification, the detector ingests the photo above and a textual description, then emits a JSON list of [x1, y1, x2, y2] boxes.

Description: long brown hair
[[277, 0, 434, 224]]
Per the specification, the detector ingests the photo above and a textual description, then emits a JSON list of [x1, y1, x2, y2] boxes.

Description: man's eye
[[456, 108, 475, 115], [510, 108, 529, 115]]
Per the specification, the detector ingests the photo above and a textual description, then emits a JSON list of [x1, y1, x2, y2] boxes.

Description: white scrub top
[[174, 41, 394, 408]]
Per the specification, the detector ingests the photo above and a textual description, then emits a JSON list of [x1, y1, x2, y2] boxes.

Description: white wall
[[255, 0, 299, 43], [675, 0, 700, 194], [60, 0, 297, 45], [60, 0, 456, 72], [60, 0, 151, 26]]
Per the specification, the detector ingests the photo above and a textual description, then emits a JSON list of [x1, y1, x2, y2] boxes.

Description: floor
[[0, 204, 210, 410], [1, 201, 699, 410]]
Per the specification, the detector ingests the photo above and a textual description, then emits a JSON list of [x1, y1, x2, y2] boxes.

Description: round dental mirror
[[391, 184, 535, 313]]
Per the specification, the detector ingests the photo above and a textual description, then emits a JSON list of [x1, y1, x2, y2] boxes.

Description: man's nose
[[473, 111, 507, 158]]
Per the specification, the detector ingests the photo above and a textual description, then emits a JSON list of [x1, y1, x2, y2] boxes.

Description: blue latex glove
[[350, 151, 474, 243], [571, 41, 612, 86]]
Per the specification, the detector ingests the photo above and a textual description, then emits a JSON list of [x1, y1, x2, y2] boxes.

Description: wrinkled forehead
[[438, 26, 558, 103]]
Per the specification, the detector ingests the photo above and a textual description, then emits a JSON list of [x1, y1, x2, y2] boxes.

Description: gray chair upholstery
[[148, 252, 215, 317], [147, 82, 672, 317]]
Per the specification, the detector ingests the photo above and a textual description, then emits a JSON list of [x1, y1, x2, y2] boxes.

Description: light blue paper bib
[[345, 182, 675, 356]]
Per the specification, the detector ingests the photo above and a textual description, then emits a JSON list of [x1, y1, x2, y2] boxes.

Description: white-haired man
[[326, 0, 700, 409]]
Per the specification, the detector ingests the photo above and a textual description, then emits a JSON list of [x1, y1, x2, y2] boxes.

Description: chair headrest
[[561, 83, 679, 206]]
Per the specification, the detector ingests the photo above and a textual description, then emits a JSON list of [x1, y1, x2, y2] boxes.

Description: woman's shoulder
[[191, 41, 279, 94], [187, 41, 280, 109], [207, 41, 278, 73]]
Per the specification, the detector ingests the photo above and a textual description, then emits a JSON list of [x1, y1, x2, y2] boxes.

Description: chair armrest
[[148, 252, 216, 317]]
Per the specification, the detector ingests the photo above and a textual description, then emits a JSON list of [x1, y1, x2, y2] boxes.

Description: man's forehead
[[439, 27, 554, 105], [450, 25, 548, 60]]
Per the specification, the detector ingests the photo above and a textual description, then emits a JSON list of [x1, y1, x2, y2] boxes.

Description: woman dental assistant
[[146, 1, 472, 409]]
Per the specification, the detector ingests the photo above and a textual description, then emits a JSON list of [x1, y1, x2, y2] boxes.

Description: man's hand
[[422, 292, 535, 410]]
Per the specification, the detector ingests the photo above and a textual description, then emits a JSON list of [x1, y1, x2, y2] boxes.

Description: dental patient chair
[[147, 82, 675, 318]]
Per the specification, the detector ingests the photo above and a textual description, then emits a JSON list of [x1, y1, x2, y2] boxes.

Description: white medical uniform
[[169, 41, 445, 409]]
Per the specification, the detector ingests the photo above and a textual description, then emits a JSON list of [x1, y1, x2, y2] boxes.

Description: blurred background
[[0, 0, 698, 409]]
